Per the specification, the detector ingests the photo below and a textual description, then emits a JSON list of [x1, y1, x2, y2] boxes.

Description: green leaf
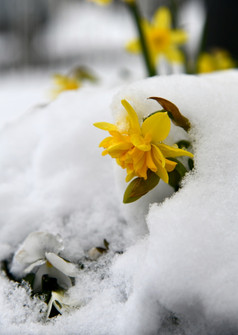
[[175, 160, 187, 177], [176, 140, 191, 149], [123, 170, 160, 203], [148, 97, 191, 132], [168, 158, 188, 190], [188, 158, 194, 170], [168, 169, 181, 191]]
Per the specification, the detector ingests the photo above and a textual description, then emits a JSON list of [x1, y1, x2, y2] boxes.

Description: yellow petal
[[130, 147, 144, 164], [156, 164, 169, 183], [121, 100, 141, 134], [142, 112, 171, 143], [107, 142, 133, 157], [125, 171, 136, 182], [130, 134, 151, 151], [94, 122, 117, 132], [137, 160, 148, 179], [151, 144, 166, 168], [165, 159, 177, 172], [102, 149, 108, 156], [134, 154, 146, 172], [88, 0, 112, 5], [146, 151, 157, 172], [125, 40, 141, 53], [117, 156, 127, 168], [99, 136, 114, 148], [171, 30, 188, 44], [153, 7, 171, 29], [158, 143, 193, 158], [165, 47, 184, 63]]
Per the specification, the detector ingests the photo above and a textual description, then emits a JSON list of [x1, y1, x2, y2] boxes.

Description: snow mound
[[0, 71, 238, 334]]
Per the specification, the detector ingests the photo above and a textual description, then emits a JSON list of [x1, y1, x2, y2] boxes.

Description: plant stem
[[127, 2, 157, 77], [170, 0, 178, 29]]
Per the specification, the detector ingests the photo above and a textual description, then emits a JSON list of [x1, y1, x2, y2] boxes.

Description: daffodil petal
[[15, 232, 64, 265], [121, 100, 141, 134], [152, 144, 166, 167], [24, 259, 46, 274], [130, 134, 151, 151], [156, 164, 169, 183], [94, 122, 117, 131], [45, 252, 79, 277], [130, 147, 144, 165], [88, 0, 112, 5], [171, 30, 188, 44], [146, 151, 157, 172], [107, 142, 133, 156], [165, 48, 184, 63], [153, 7, 171, 29], [165, 159, 177, 172], [134, 153, 146, 172], [142, 112, 171, 143], [159, 143, 193, 158], [99, 136, 113, 148], [125, 40, 141, 53], [126, 171, 136, 182], [138, 160, 148, 179]]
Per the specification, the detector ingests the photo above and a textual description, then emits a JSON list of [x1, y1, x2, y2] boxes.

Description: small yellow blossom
[[197, 49, 235, 73], [51, 74, 81, 99], [88, 0, 112, 5], [126, 7, 187, 66], [94, 99, 193, 183], [87, 0, 134, 4]]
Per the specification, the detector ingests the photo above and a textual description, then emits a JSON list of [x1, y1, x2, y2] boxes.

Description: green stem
[[127, 2, 157, 77], [170, 0, 178, 29]]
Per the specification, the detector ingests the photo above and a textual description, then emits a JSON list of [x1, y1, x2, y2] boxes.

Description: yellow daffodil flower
[[51, 74, 81, 99], [126, 7, 187, 66], [87, 0, 134, 4], [94, 99, 193, 183], [197, 49, 235, 73], [88, 0, 112, 5]]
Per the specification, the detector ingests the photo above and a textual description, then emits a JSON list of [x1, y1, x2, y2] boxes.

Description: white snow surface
[[0, 70, 238, 334]]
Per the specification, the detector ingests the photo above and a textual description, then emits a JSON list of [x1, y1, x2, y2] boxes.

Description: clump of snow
[[1, 70, 238, 334]]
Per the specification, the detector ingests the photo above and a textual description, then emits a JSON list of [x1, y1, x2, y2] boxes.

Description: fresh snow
[[0, 70, 238, 334]]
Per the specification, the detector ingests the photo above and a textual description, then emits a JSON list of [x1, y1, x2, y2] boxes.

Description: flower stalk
[[126, 1, 157, 77], [170, 0, 178, 29]]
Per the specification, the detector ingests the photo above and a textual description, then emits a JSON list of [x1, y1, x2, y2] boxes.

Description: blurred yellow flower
[[197, 49, 235, 73], [87, 0, 134, 4], [51, 74, 81, 99], [126, 7, 187, 66], [94, 99, 193, 183], [88, 0, 112, 4]]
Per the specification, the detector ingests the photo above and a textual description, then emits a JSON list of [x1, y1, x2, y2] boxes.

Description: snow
[[0, 69, 238, 334]]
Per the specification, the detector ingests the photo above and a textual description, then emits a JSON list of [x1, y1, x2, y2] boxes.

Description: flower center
[[150, 29, 170, 51]]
